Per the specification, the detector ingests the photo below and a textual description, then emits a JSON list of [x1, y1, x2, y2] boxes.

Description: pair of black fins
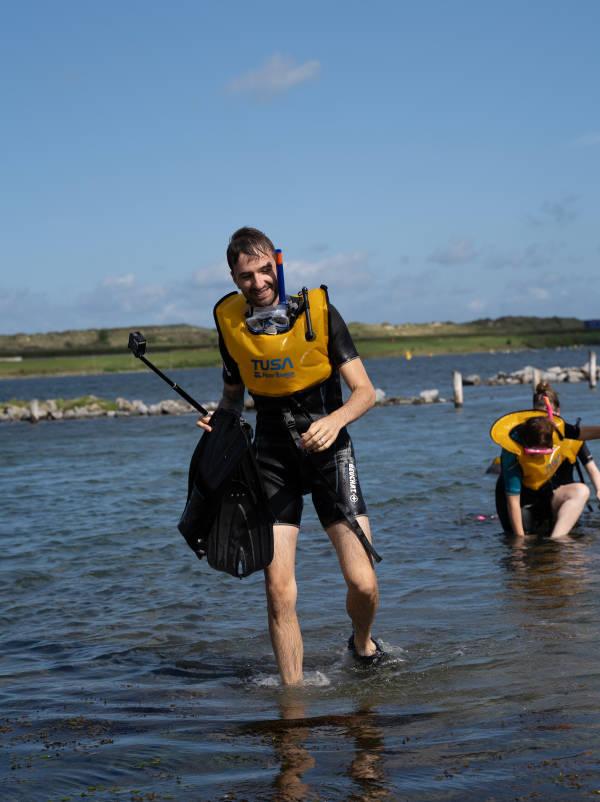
[[178, 408, 274, 579]]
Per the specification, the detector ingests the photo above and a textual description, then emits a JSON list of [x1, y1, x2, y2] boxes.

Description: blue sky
[[1, 1, 599, 334]]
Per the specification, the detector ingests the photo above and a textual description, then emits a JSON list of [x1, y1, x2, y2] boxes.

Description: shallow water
[[2, 348, 600, 801]]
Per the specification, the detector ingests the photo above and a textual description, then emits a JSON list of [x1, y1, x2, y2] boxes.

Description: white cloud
[[78, 274, 166, 321], [3, 253, 368, 334], [192, 262, 233, 290], [428, 239, 477, 265], [227, 54, 320, 99], [101, 273, 135, 288], [528, 195, 578, 227], [529, 286, 550, 301], [0, 288, 68, 334], [285, 251, 370, 289], [467, 298, 486, 312], [68, 252, 370, 329], [572, 132, 600, 147], [484, 242, 559, 271]]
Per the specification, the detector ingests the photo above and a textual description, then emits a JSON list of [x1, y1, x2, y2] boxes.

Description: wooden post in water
[[453, 371, 463, 408], [533, 368, 541, 388], [590, 350, 597, 389]]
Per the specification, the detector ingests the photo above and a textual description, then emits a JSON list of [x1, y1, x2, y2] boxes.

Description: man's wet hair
[[522, 416, 554, 449], [226, 227, 276, 270], [532, 380, 560, 412]]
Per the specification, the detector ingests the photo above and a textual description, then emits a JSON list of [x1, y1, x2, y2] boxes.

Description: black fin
[[178, 408, 273, 578]]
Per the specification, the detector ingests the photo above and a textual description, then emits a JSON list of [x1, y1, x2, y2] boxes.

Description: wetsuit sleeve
[[328, 305, 359, 367], [564, 422, 581, 439], [218, 333, 242, 386], [501, 448, 522, 495], [579, 443, 594, 464]]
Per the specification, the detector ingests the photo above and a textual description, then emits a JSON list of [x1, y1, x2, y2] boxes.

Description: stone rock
[[374, 388, 386, 403], [116, 397, 134, 412], [514, 366, 536, 384], [30, 399, 42, 422], [159, 399, 189, 414], [543, 369, 567, 382], [419, 389, 439, 403], [131, 400, 149, 415], [566, 370, 584, 383], [463, 374, 481, 386]]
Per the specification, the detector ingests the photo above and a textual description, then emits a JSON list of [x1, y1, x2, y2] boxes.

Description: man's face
[[232, 251, 278, 307]]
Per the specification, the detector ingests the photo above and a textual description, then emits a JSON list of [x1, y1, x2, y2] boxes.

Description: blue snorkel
[[275, 249, 286, 304]]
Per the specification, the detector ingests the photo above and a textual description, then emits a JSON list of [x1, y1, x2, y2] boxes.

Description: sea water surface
[[2, 349, 600, 801]]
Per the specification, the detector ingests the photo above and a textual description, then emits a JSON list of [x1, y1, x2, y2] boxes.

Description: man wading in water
[[197, 227, 383, 685]]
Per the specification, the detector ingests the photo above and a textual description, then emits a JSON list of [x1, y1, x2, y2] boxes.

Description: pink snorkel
[[523, 395, 555, 455], [543, 395, 554, 421]]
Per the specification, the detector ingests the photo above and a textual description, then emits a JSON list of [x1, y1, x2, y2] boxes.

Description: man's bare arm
[[579, 425, 600, 440], [301, 358, 376, 453], [197, 382, 245, 432]]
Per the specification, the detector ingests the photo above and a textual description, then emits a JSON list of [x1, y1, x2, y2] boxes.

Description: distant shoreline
[[1, 339, 598, 381], [1, 317, 600, 379]]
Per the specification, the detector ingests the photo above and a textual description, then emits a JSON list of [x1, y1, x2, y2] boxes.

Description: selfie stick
[[127, 331, 209, 416]]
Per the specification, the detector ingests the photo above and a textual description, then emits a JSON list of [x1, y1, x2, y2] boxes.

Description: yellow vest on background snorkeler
[[490, 409, 583, 491]]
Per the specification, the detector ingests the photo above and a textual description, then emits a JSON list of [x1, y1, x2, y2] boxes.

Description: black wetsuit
[[217, 303, 368, 527]]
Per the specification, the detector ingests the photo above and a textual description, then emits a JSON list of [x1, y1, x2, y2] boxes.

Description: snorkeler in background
[[530, 381, 600, 499], [491, 381, 600, 540]]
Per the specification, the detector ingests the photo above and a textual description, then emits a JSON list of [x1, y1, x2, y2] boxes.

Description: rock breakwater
[[467, 361, 599, 387], [1, 388, 446, 423]]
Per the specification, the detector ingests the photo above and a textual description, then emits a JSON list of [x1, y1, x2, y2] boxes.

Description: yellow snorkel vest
[[490, 410, 583, 491], [214, 287, 332, 397]]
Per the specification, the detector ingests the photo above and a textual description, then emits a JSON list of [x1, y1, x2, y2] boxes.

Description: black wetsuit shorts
[[254, 413, 367, 528]]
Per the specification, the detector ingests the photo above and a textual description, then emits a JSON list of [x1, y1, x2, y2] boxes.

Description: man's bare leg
[[550, 483, 590, 540], [327, 515, 379, 657], [264, 524, 303, 685]]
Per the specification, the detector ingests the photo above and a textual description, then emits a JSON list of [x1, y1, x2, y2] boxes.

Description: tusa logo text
[[252, 357, 295, 379]]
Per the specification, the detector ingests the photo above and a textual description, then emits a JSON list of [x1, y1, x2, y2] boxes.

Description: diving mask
[[523, 447, 554, 455], [246, 302, 290, 334]]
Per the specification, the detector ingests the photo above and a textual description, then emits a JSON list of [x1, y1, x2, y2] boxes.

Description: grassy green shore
[[1, 317, 599, 378]]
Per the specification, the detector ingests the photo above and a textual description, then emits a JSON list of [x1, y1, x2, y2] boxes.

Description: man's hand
[[196, 411, 214, 432], [301, 413, 343, 453], [301, 358, 375, 453]]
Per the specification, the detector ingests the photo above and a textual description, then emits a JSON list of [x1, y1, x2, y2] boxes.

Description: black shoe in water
[[347, 633, 385, 665]]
